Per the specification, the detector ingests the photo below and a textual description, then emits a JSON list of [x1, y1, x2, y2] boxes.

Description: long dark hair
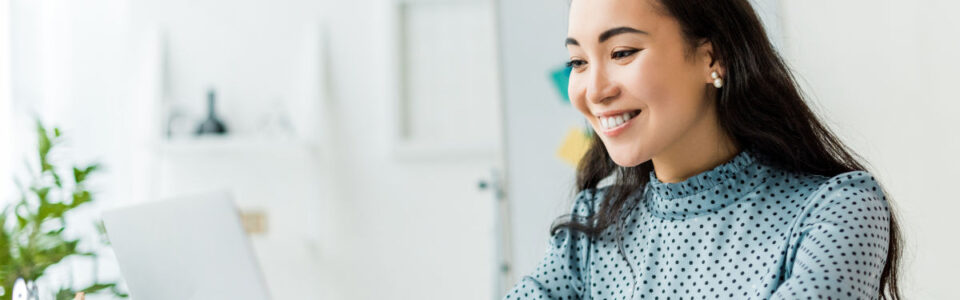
[[552, 0, 902, 299]]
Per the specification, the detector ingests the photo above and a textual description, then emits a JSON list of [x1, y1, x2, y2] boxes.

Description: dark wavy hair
[[551, 0, 902, 299]]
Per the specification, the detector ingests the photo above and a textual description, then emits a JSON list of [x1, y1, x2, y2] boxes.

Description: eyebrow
[[565, 26, 649, 46]]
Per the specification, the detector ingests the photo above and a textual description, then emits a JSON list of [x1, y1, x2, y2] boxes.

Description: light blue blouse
[[505, 150, 891, 299]]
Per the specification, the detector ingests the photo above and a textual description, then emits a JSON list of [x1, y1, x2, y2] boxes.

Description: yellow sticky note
[[556, 127, 593, 167]]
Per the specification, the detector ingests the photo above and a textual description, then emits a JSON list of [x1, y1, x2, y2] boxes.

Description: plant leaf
[[73, 164, 100, 184], [2, 120, 127, 298], [70, 191, 92, 208]]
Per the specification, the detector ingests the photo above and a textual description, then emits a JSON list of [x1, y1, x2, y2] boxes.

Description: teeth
[[598, 111, 639, 129]]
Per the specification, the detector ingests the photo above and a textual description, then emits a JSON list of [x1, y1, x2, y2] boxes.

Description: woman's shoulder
[[799, 170, 890, 220], [809, 170, 885, 200], [760, 162, 885, 203]]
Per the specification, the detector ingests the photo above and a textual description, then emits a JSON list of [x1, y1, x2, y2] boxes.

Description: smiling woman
[[503, 0, 902, 299]]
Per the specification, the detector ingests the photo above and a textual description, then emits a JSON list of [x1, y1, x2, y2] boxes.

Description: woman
[[504, 0, 902, 299]]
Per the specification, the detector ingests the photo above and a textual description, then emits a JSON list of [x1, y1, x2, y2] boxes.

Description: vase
[[195, 88, 229, 135]]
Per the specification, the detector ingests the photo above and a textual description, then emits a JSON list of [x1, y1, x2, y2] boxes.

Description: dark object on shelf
[[196, 89, 228, 135]]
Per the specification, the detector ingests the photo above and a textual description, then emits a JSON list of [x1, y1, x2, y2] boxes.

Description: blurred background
[[0, 0, 957, 299]]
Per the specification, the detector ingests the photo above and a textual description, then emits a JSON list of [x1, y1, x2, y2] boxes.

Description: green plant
[[0, 121, 127, 299]]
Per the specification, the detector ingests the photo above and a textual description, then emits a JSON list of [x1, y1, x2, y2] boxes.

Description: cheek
[[568, 75, 592, 117], [625, 54, 676, 105], [623, 52, 701, 123]]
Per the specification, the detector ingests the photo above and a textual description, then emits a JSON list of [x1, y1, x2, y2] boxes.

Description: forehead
[[567, 0, 667, 41]]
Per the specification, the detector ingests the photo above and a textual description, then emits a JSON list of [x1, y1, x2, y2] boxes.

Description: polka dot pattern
[[505, 150, 891, 300]]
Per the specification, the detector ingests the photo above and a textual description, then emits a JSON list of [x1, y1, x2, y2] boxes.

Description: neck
[[651, 112, 738, 183]]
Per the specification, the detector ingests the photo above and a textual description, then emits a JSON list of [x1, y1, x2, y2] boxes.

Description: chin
[[607, 145, 650, 168]]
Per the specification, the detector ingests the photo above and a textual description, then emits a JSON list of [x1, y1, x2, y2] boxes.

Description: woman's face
[[567, 0, 721, 167]]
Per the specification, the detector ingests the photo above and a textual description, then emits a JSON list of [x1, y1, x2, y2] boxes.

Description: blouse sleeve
[[503, 189, 600, 300], [770, 171, 892, 299]]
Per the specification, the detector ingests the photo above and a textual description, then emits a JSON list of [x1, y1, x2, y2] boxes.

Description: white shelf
[[156, 135, 320, 156]]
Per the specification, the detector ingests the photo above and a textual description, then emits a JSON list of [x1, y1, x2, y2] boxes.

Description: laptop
[[102, 191, 271, 300]]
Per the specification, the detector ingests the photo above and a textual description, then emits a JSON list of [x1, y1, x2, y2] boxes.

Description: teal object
[[550, 65, 572, 103], [504, 149, 893, 299]]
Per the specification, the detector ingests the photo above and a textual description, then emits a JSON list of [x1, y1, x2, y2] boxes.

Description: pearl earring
[[711, 71, 724, 88]]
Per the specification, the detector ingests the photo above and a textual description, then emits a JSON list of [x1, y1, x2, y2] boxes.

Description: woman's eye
[[612, 49, 639, 59], [566, 59, 587, 69]]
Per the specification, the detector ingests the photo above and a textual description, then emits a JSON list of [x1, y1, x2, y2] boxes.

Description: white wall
[[129, 0, 499, 298], [495, 0, 581, 291], [315, 3, 498, 298], [0, 0, 10, 198], [781, 1, 960, 298], [10, 0, 501, 299]]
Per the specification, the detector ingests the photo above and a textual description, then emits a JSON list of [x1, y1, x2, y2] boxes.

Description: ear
[[697, 40, 723, 84]]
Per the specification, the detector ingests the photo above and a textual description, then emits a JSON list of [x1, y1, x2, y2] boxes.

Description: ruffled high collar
[[643, 149, 769, 219]]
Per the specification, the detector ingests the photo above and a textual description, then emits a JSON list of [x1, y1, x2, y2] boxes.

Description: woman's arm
[[503, 189, 599, 300]]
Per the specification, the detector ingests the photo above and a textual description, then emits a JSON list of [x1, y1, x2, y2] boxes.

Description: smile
[[598, 110, 641, 130], [595, 109, 641, 137]]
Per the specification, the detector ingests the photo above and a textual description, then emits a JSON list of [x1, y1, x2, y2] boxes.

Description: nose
[[585, 65, 620, 104]]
